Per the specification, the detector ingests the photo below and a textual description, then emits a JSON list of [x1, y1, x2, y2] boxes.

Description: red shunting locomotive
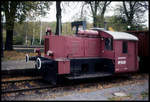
[[26, 27, 139, 85]]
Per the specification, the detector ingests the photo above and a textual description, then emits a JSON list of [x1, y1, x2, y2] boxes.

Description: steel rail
[[2, 85, 56, 94], [2, 77, 43, 84]]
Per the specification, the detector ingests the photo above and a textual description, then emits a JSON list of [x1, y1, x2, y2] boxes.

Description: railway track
[[1, 72, 147, 95], [2, 84, 56, 94], [1, 76, 57, 94], [0, 74, 132, 94], [2, 76, 42, 83]]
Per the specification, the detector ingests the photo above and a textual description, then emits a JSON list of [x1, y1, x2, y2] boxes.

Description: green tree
[[96, 1, 111, 28], [115, 1, 148, 30], [86, 1, 99, 27], [82, 1, 111, 27], [2, 1, 52, 50], [105, 16, 128, 31]]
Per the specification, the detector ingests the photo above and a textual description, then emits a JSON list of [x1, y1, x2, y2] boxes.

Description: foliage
[[9, 21, 94, 45], [2, 1, 148, 48], [105, 16, 128, 31], [1, 1, 52, 50], [104, 15, 147, 31], [82, 1, 111, 27], [2, 1, 52, 29], [33, 38, 44, 45], [62, 22, 74, 35], [141, 91, 148, 99], [13, 35, 24, 45], [114, 1, 148, 29], [3, 1, 52, 23], [2, 51, 44, 61]]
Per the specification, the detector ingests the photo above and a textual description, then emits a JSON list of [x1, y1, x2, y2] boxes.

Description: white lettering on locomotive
[[118, 60, 126, 64], [118, 57, 126, 59]]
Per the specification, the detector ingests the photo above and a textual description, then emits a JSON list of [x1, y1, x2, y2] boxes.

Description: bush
[[32, 38, 44, 45], [13, 36, 24, 45]]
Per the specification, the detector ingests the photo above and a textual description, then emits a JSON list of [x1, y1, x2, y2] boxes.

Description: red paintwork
[[126, 31, 149, 57], [78, 30, 99, 37], [44, 35, 102, 59], [44, 30, 139, 74], [100, 32, 114, 59], [84, 38, 101, 57], [114, 40, 138, 73], [58, 59, 70, 74]]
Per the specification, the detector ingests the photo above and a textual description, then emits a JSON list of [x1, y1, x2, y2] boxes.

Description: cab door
[[115, 41, 128, 73]]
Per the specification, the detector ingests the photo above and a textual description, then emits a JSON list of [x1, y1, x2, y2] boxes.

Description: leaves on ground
[[2, 51, 44, 61]]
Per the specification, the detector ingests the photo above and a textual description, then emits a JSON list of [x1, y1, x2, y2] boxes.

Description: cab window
[[122, 41, 128, 53], [105, 38, 113, 50]]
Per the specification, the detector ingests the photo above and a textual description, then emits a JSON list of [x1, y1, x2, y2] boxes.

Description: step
[[66, 72, 112, 80]]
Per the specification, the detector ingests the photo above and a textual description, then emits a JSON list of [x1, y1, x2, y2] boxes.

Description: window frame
[[104, 38, 113, 51], [122, 41, 128, 53]]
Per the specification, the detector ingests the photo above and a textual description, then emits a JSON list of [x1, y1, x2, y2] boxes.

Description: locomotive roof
[[91, 28, 138, 41]]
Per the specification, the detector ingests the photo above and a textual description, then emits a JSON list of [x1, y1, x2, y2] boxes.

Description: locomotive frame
[[26, 28, 139, 85]]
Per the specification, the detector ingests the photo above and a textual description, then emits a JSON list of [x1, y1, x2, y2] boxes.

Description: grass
[[2, 51, 44, 61], [141, 91, 149, 99]]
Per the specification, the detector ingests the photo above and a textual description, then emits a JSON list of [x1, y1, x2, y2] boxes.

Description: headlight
[[26, 54, 29, 62], [36, 57, 41, 69]]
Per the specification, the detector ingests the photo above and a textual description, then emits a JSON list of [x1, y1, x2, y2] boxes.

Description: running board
[[66, 72, 112, 80]]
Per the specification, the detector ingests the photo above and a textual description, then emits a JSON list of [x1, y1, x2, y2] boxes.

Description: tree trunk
[[89, 1, 98, 27], [5, 29, 14, 50], [5, 16, 14, 51], [1, 22, 4, 57], [93, 15, 97, 27], [25, 22, 28, 45], [99, 15, 104, 28], [32, 27, 35, 45], [55, 1, 62, 35], [3, 1, 18, 51]]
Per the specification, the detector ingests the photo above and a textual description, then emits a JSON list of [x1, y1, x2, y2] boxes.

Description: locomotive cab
[[91, 28, 139, 73]]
